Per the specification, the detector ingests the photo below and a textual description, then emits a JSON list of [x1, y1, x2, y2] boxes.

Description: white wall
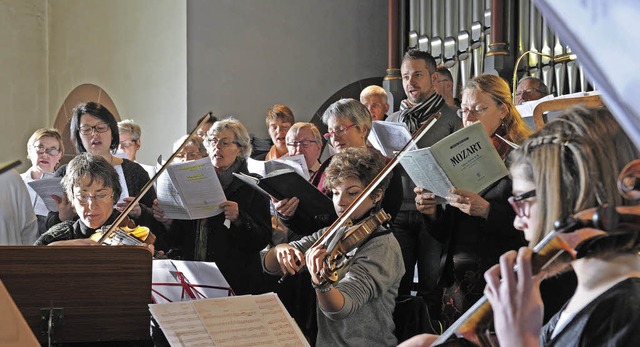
[[187, 0, 388, 138], [0, 0, 48, 170], [48, 0, 187, 164], [1, 0, 387, 170]]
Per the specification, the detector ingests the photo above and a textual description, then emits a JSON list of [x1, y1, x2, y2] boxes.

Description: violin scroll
[[618, 159, 640, 202]]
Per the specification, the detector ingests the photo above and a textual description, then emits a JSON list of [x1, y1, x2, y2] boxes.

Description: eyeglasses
[[119, 140, 138, 148], [79, 123, 110, 135], [175, 151, 205, 160], [205, 137, 238, 148], [515, 88, 546, 98], [286, 140, 318, 148], [508, 189, 536, 217], [74, 192, 113, 205], [457, 106, 490, 119], [33, 145, 60, 156], [323, 124, 356, 140]]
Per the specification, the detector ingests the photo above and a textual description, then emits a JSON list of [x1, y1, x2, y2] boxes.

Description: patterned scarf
[[399, 93, 446, 133]]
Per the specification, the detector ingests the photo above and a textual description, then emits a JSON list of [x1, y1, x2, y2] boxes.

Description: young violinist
[[263, 147, 405, 346], [484, 106, 640, 346], [400, 107, 640, 346], [34, 152, 154, 252]]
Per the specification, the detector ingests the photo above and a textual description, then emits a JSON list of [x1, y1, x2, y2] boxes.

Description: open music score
[[149, 293, 309, 347]]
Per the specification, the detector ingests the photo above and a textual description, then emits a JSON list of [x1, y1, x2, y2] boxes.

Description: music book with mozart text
[[399, 121, 508, 199]]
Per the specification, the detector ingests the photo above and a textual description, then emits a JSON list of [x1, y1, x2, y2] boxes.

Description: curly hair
[[323, 147, 391, 198]]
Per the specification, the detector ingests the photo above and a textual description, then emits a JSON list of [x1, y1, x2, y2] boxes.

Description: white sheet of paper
[[368, 120, 416, 157], [26, 177, 63, 213], [155, 157, 226, 220], [152, 260, 231, 304], [150, 293, 309, 347]]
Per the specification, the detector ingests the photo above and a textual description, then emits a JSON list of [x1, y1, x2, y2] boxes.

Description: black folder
[[234, 170, 336, 222]]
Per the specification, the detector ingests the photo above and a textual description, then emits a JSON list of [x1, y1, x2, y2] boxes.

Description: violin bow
[[308, 112, 442, 250], [98, 112, 213, 244]]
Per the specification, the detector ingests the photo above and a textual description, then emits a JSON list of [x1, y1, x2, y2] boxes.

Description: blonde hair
[[26, 128, 64, 161], [508, 106, 639, 245], [464, 74, 533, 144]]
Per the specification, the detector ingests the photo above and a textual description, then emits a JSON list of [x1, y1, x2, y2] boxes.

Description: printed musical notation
[[149, 293, 309, 347]]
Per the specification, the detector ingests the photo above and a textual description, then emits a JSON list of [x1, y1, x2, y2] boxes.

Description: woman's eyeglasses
[[508, 189, 536, 217], [33, 146, 60, 156], [286, 140, 317, 148], [205, 137, 238, 148], [74, 192, 113, 205], [456, 106, 490, 119], [79, 123, 110, 135], [323, 124, 356, 140]]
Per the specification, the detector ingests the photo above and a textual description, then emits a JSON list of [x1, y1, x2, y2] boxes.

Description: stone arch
[[52, 84, 121, 165]]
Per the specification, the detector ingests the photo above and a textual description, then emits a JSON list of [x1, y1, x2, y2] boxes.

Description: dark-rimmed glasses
[[79, 123, 110, 135], [323, 124, 356, 140], [33, 145, 60, 156], [508, 189, 536, 217]]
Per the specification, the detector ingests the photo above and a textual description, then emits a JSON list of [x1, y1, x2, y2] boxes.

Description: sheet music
[[26, 176, 63, 213], [150, 293, 309, 347], [149, 302, 215, 347], [247, 155, 309, 181], [154, 157, 226, 220], [368, 120, 417, 157]]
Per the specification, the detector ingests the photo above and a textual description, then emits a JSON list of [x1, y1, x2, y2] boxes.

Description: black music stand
[[0, 246, 153, 344]]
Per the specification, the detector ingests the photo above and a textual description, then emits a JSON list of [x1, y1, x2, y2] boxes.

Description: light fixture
[[512, 50, 578, 103]]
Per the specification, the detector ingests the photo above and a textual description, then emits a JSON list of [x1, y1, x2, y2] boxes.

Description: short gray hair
[[63, 153, 122, 202], [286, 122, 323, 144], [321, 98, 372, 137], [117, 119, 141, 141], [360, 85, 388, 104], [207, 117, 252, 158]]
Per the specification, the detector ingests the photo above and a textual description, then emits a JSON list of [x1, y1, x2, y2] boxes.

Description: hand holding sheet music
[[154, 157, 226, 220], [400, 122, 509, 199], [26, 175, 63, 213]]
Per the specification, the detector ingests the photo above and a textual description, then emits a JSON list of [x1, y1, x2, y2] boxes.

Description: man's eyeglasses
[[457, 106, 490, 119], [515, 88, 546, 98], [205, 137, 238, 148], [79, 123, 110, 135], [286, 140, 317, 148], [119, 140, 138, 148], [33, 145, 60, 156], [508, 189, 536, 217], [74, 192, 113, 205], [323, 124, 356, 140]]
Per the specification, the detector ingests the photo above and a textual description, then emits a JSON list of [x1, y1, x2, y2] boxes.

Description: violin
[[278, 113, 441, 284], [90, 215, 154, 246], [432, 158, 640, 346], [93, 113, 213, 255], [317, 209, 391, 285]]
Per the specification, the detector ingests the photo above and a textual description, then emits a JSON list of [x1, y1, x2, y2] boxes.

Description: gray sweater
[[281, 225, 405, 346]]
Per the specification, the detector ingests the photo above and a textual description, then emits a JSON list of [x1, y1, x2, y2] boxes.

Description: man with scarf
[[386, 49, 461, 320]]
